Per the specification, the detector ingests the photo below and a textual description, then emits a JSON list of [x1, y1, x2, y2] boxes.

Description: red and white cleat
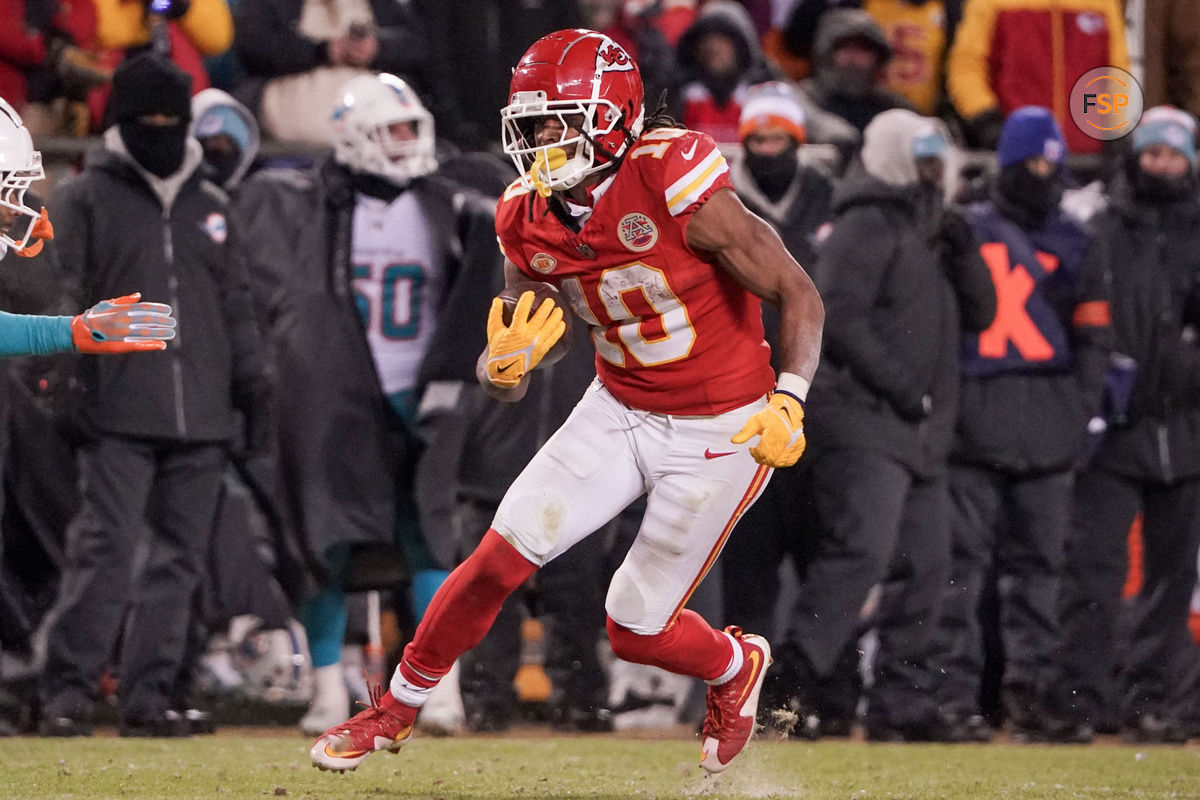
[[309, 686, 415, 773], [699, 627, 772, 774]]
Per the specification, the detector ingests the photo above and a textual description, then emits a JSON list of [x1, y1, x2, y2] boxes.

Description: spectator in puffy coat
[[782, 109, 994, 742], [1055, 106, 1200, 744], [670, 0, 775, 145], [797, 8, 912, 135], [947, 0, 1126, 153], [934, 107, 1112, 742], [0, 0, 100, 119], [190, 87, 258, 192]]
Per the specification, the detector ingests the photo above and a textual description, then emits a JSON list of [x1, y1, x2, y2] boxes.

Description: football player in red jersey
[[310, 28, 824, 776]]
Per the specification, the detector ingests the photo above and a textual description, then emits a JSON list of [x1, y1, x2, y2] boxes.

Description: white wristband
[[775, 372, 810, 403]]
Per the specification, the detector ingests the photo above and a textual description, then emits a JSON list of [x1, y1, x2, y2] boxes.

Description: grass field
[[2, 729, 1199, 800]]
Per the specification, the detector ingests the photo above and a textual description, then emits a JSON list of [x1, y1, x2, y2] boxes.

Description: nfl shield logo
[[618, 212, 658, 253]]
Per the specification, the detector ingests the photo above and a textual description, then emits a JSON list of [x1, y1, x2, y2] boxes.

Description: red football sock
[[400, 529, 537, 686], [606, 610, 734, 681]]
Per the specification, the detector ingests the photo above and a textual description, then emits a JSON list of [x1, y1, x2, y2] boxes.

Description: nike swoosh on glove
[[71, 293, 177, 354], [485, 289, 565, 388], [731, 392, 806, 468]]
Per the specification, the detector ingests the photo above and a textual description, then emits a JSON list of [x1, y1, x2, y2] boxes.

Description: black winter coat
[[1089, 174, 1200, 483], [54, 142, 264, 442], [229, 159, 501, 579], [806, 167, 993, 477]]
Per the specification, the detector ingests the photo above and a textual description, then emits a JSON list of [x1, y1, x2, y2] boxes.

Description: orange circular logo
[[1070, 66, 1144, 141]]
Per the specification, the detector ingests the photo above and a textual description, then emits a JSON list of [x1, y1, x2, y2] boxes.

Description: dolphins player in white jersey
[[228, 74, 500, 736]]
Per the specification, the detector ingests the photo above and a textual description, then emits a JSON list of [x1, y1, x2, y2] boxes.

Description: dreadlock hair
[[643, 91, 680, 132]]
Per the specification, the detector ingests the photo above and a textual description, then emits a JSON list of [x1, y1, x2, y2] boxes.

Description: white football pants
[[492, 379, 772, 636]]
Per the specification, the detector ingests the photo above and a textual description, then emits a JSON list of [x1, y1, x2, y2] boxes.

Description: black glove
[[895, 392, 933, 422], [939, 208, 977, 260], [233, 378, 272, 457], [965, 107, 1005, 151]]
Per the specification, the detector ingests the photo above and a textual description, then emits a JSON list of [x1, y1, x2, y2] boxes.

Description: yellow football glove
[[731, 391, 806, 468], [485, 290, 566, 388]]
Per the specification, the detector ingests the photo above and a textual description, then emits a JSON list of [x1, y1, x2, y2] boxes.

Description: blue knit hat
[[194, 105, 252, 156], [1132, 105, 1198, 166], [996, 106, 1067, 168]]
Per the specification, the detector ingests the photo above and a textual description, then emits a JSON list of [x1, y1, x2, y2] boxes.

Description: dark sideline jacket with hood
[[806, 109, 994, 477], [1087, 167, 1200, 484], [53, 128, 265, 443]]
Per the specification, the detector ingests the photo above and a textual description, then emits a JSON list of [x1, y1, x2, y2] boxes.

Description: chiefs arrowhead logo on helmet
[[597, 43, 633, 70]]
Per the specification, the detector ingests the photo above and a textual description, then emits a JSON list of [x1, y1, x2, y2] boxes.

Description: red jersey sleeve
[[495, 178, 534, 274], [641, 129, 732, 224]]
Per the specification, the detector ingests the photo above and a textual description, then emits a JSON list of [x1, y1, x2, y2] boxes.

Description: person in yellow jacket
[[93, 0, 232, 56], [947, 0, 1126, 154], [864, 0, 948, 116], [91, 0, 232, 101]]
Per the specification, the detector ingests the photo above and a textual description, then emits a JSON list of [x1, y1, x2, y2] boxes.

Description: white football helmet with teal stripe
[[0, 98, 44, 251], [331, 73, 436, 185]]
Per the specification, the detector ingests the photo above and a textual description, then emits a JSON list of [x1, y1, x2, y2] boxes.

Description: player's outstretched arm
[[688, 187, 824, 467], [0, 294, 175, 358]]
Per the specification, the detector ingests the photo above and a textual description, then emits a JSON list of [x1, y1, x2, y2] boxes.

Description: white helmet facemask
[[332, 73, 437, 186], [500, 93, 644, 198], [0, 98, 45, 250]]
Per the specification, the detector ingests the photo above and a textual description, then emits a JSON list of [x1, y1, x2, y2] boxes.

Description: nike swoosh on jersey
[[704, 448, 736, 459], [681, 140, 699, 160]]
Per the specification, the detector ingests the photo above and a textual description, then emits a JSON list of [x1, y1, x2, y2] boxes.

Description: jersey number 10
[[559, 262, 697, 368]]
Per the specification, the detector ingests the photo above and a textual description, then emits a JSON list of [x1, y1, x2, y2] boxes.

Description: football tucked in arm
[[497, 280, 573, 368]]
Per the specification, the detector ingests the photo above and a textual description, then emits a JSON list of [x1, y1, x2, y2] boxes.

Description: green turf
[[1, 734, 1198, 800]]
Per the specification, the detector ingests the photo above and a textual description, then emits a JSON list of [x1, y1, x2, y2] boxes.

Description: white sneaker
[[300, 663, 351, 736], [417, 659, 465, 736]]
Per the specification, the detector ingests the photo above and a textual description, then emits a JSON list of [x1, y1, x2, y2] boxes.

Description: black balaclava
[[199, 138, 241, 189], [745, 148, 799, 202], [111, 52, 193, 179], [995, 163, 1063, 227], [1129, 157, 1198, 204]]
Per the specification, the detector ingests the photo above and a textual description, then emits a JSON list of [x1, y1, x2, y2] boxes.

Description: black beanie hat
[[110, 52, 193, 124]]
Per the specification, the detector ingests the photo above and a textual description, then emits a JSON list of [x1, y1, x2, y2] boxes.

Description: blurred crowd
[[2, 0, 1200, 750]]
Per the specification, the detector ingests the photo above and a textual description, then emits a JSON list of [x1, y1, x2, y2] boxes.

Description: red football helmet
[[501, 29, 645, 194]]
